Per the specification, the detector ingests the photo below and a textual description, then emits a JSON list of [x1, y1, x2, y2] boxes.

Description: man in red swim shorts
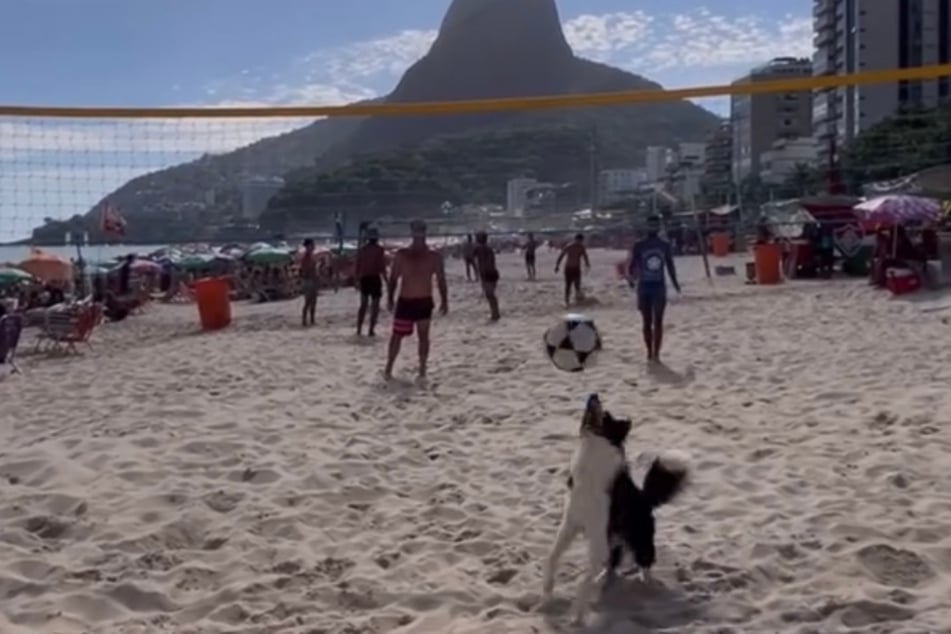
[[384, 220, 449, 380]]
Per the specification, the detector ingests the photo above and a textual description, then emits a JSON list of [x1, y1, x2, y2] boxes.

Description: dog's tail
[[641, 451, 689, 509]]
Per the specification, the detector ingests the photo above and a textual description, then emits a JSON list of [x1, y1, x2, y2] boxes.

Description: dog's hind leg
[[542, 519, 578, 600], [571, 519, 610, 625]]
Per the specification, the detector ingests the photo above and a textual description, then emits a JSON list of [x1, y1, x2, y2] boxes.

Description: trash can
[[710, 232, 730, 257], [193, 277, 232, 330], [754, 243, 782, 285]]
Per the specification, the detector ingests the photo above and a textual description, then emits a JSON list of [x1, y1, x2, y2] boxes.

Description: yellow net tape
[[2, 64, 949, 119]]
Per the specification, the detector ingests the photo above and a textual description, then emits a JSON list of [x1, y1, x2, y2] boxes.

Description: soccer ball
[[543, 314, 602, 372]]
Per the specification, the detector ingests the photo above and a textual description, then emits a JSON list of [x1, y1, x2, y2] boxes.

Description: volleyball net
[[1, 64, 951, 250]]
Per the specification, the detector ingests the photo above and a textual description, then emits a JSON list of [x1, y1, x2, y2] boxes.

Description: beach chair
[[0, 314, 23, 375], [34, 304, 98, 355]]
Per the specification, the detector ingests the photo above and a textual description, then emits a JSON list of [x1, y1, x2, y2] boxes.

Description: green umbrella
[[177, 254, 215, 271], [0, 266, 33, 285], [244, 247, 292, 265]]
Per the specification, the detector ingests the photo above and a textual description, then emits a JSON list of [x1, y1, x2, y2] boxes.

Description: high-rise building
[[730, 57, 814, 184], [702, 122, 733, 202], [813, 0, 951, 166], [644, 146, 670, 183], [506, 177, 539, 216], [599, 168, 648, 204]]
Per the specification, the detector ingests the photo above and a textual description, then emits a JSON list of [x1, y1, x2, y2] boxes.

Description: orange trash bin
[[754, 243, 782, 285], [710, 232, 730, 257], [193, 277, 232, 330]]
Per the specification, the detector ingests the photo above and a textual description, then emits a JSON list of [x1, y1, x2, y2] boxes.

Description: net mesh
[[1, 67, 950, 260]]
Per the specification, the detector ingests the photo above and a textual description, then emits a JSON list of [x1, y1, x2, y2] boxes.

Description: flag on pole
[[99, 201, 127, 236]]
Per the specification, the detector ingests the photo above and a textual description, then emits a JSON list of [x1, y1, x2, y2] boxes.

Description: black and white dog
[[542, 393, 689, 624]]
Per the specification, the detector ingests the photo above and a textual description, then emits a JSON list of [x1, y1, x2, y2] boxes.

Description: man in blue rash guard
[[628, 215, 681, 362]]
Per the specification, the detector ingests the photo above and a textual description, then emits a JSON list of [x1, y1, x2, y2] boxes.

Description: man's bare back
[[561, 243, 587, 269], [393, 247, 442, 299], [356, 242, 387, 278]]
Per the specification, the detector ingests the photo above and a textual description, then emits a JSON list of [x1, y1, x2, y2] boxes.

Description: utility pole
[[588, 125, 599, 212]]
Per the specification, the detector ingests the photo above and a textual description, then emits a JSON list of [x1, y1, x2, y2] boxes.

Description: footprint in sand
[[856, 544, 935, 588]]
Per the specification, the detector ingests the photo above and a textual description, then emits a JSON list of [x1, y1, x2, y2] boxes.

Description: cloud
[[264, 8, 811, 103], [4, 8, 810, 157]]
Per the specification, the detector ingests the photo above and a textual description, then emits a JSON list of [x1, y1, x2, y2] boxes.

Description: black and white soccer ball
[[543, 313, 602, 372]]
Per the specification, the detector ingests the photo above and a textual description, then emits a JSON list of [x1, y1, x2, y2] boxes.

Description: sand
[[2, 248, 951, 634]]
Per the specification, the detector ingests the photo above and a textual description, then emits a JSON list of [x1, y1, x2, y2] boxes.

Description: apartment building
[[730, 57, 814, 184], [702, 122, 733, 202], [813, 0, 951, 165]]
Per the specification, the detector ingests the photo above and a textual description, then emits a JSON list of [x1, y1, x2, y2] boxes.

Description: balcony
[[812, 0, 835, 18], [813, 27, 836, 49], [812, 53, 834, 75]]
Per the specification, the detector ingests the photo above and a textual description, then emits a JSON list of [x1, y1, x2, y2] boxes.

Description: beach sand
[[2, 248, 951, 633]]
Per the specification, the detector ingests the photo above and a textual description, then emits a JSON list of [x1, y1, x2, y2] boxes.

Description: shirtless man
[[299, 238, 318, 327], [554, 233, 590, 307], [354, 227, 388, 337], [473, 231, 500, 321], [462, 234, 478, 282], [384, 220, 449, 379], [523, 232, 538, 280]]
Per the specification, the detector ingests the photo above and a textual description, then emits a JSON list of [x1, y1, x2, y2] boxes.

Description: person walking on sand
[[628, 215, 681, 362], [523, 232, 538, 280], [554, 233, 590, 307], [354, 227, 388, 337], [462, 234, 478, 282], [473, 231, 501, 321], [384, 220, 448, 380], [299, 238, 319, 327]]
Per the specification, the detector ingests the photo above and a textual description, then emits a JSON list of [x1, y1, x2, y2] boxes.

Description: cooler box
[[885, 268, 921, 295]]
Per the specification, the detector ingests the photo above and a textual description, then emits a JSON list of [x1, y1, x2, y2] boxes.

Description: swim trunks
[[482, 269, 500, 284], [637, 281, 667, 314], [359, 275, 383, 299], [563, 266, 581, 287], [301, 278, 318, 300], [392, 297, 435, 336]]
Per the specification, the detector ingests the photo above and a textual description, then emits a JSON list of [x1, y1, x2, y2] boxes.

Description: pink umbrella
[[854, 195, 940, 227]]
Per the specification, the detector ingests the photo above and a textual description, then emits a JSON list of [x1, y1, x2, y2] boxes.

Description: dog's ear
[[580, 393, 603, 435]]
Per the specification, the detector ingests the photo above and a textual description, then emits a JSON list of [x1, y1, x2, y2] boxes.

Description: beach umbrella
[[0, 266, 33, 285], [130, 259, 162, 274], [854, 195, 941, 227], [244, 247, 292, 265], [176, 253, 215, 271], [18, 249, 73, 282]]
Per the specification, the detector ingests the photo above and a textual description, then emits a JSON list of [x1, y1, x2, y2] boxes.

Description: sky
[[0, 0, 812, 241]]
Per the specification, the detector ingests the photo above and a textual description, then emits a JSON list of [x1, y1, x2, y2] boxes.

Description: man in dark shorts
[[523, 232, 538, 280], [473, 231, 501, 321], [628, 215, 681, 362], [554, 233, 590, 307], [384, 220, 449, 380], [462, 234, 478, 282], [354, 227, 388, 336], [299, 238, 318, 327]]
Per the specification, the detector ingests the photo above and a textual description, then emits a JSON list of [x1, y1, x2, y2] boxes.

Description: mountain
[[33, 0, 719, 244], [29, 110, 369, 244], [264, 0, 719, 230], [315, 0, 716, 160]]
